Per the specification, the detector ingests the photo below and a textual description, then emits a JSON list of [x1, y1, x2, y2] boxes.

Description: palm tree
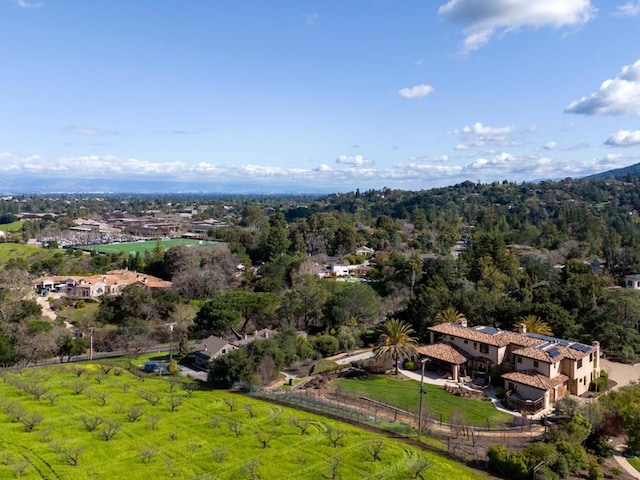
[[374, 319, 419, 375], [435, 306, 465, 324], [519, 314, 553, 336]]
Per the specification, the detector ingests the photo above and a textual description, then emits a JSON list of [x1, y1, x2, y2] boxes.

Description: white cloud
[[410, 154, 449, 162], [604, 129, 640, 147], [16, 0, 42, 9], [398, 84, 434, 99], [450, 122, 516, 149], [542, 141, 557, 150], [1, 150, 637, 192], [565, 59, 640, 116], [614, 1, 640, 17], [438, 0, 596, 54], [414, 59, 424, 66], [336, 154, 371, 166], [63, 126, 118, 137]]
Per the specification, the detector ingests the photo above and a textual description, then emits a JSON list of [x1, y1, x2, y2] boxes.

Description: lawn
[[334, 375, 514, 428], [0, 365, 491, 480], [78, 238, 219, 256], [627, 456, 640, 473]]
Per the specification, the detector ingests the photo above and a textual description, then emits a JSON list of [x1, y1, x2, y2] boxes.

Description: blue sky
[[1, 0, 640, 193]]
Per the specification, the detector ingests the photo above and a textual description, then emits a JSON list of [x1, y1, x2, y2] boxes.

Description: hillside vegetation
[[0, 364, 488, 480]]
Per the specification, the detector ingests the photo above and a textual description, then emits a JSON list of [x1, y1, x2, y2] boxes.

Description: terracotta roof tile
[[417, 342, 470, 365], [503, 370, 569, 391], [429, 323, 513, 347]]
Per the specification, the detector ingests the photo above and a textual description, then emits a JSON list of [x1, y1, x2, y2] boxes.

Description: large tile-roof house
[[421, 320, 600, 413], [34, 270, 172, 299]]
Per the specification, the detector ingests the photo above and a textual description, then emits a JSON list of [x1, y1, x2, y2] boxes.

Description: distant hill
[[584, 162, 640, 181]]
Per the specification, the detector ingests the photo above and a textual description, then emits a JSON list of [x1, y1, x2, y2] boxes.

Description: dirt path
[[34, 294, 75, 330]]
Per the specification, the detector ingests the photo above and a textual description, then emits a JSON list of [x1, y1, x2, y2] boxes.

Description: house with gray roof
[[193, 335, 238, 370]]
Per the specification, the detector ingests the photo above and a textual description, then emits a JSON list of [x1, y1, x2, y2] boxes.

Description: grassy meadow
[[334, 376, 514, 428], [0, 364, 490, 480], [0, 243, 47, 264], [0, 220, 25, 233]]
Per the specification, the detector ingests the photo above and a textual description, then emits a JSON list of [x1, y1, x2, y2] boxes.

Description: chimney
[[143, 277, 148, 284], [459, 319, 467, 327], [517, 324, 527, 334]]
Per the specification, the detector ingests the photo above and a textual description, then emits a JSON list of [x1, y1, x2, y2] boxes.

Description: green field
[[0, 365, 490, 479], [0, 243, 48, 263], [334, 376, 514, 428], [0, 220, 25, 232], [79, 238, 219, 255]]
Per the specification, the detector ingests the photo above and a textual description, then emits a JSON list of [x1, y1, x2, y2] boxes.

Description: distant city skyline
[[1, 0, 640, 193]]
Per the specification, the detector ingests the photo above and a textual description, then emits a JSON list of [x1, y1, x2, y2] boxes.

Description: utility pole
[[168, 323, 177, 362], [418, 358, 427, 440], [89, 327, 94, 361]]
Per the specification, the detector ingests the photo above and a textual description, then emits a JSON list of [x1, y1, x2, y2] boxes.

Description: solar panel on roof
[[478, 326, 499, 335], [537, 342, 551, 350], [547, 347, 561, 357], [570, 343, 592, 353]]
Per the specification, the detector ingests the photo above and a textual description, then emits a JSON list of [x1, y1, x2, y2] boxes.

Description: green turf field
[[79, 238, 219, 255]]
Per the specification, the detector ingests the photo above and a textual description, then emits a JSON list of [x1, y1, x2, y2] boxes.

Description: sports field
[[79, 238, 219, 255]]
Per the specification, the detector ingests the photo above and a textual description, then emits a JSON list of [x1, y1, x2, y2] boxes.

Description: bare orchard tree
[[365, 439, 385, 462], [167, 394, 184, 413], [21, 412, 44, 432], [256, 429, 279, 449], [81, 415, 104, 432], [99, 419, 122, 441], [289, 416, 312, 435], [323, 456, 342, 480], [410, 457, 433, 479], [239, 458, 261, 480], [60, 445, 84, 466], [222, 397, 238, 412], [324, 425, 347, 448]]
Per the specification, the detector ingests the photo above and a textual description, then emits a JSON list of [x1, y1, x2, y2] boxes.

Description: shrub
[[310, 360, 342, 375], [589, 370, 608, 392], [403, 360, 417, 371]]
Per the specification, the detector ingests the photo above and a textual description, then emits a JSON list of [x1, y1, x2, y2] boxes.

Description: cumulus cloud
[[336, 154, 371, 166], [63, 126, 118, 137], [438, 0, 596, 54], [450, 121, 516, 149], [604, 129, 640, 147], [1, 149, 637, 193], [542, 141, 557, 150], [398, 84, 434, 99], [565, 59, 640, 116], [614, 1, 640, 17]]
